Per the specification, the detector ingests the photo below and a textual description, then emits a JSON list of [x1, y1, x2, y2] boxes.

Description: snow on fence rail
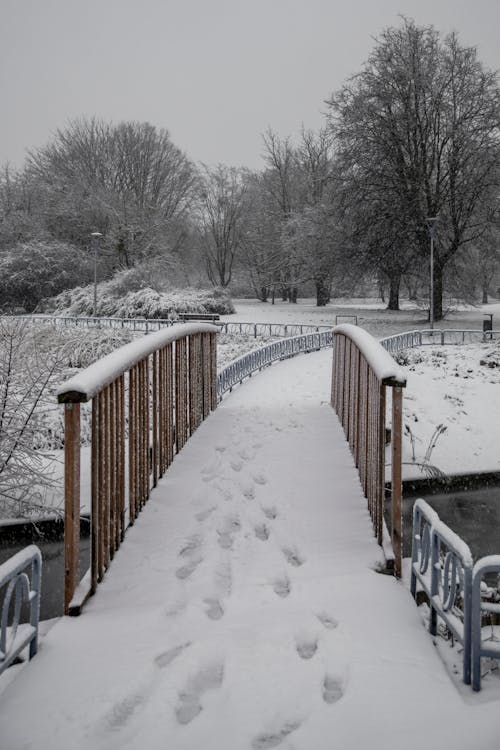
[[331, 325, 406, 576], [217, 330, 333, 399], [56, 323, 218, 615], [380, 328, 500, 354], [0, 546, 41, 675], [6, 314, 335, 339]]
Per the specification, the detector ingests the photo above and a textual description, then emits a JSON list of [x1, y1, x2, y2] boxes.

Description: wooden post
[[391, 385, 403, 578], [64, 402, 80, 615]]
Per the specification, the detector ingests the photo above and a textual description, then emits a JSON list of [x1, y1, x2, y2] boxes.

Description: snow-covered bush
[[0, 240, 94, 313], [42, 275, 235, 318]]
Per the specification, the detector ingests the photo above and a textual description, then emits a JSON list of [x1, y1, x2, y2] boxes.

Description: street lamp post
[[426, 217, 438, 330], [91, 232, 103, 318]]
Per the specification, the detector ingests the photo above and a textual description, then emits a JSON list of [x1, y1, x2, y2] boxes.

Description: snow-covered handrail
[[57, 323, 218, 615], [410, 499, 473, 686], [57, 323, 218, 402], [0, 546, 42, 676], [331, 325, 406, 576]]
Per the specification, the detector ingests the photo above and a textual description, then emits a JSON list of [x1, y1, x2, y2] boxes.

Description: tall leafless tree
[[327, 18, 500, 319]]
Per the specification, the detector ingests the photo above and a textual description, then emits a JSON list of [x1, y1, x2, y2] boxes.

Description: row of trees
[[1, 18, 499, 318]]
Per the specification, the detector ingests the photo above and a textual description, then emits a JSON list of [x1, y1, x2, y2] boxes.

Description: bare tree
[[327, 18, 500, 319], [27, 118, 198, 266], [197, 165, 247, 287]]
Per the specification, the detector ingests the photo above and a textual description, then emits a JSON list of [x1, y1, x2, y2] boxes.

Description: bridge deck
[[0, 350, 496, 749]]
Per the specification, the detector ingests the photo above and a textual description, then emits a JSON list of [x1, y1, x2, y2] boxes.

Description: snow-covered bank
[[396, 343, 500, 479]]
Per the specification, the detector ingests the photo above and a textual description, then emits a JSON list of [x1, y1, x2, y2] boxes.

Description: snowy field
[[222, 297, 500, 338], [1, 350, 499, 750]]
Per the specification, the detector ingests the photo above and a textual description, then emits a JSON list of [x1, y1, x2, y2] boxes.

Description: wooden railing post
[[391, 385, 403, 577], [64, 402, 80, 615]]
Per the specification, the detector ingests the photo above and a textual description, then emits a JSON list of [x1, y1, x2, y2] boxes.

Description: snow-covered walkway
[[0, 350, 497, 749]]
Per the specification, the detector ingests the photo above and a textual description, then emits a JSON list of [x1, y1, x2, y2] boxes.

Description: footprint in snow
[[105, 693, 145, 730], [316, 612, 338, 630], [242, 484, 255, 500], [204, 598, 224, 620], [262, 505, 277, 520], [195, 506, 217, 523], [175, 662, 224, 725], [230, 459, 243, 472], [252, 473, 268, 486], [215, 444, 227, 453], [178, 534, 202, 558], [155, 641, 191, 669], [175, 557, 202, 580], [252, 720, 301, 749], [273, 576, 291, 598], [296, 637, 318, 660], [322, 674, 344, 704], [282, 546, 305, 567], [254, 523, 269, 541]]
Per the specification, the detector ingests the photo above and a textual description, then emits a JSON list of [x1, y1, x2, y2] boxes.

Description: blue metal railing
[[216, 330, 333, 399], [410, 499, 473, 685], [0, 546, 42, 675], [471, 555, 500, 691], [380, 329, 500, 354]]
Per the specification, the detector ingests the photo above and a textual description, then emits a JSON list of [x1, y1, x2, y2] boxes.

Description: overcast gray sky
[[1, 0, 500, 171]]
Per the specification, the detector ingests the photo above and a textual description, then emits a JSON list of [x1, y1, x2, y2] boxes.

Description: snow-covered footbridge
[[0, 325, 497, 749]]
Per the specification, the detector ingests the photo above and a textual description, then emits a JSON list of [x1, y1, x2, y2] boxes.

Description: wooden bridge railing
[[57, 323, 218, 615], [331, 325, 407, 576]]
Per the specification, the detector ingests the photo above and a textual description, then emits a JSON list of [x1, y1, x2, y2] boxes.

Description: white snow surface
[[1, 350, 499, 750], [56, 323, 218, 401]]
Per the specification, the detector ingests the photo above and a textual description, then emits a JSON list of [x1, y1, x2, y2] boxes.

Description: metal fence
[[0, 546, 42, 675], [216, 330, 333, 399], [6, 314, 337, 339], [380, 328, 500, 354], [331, 325, 406, 575], [471, 555, 500, 691], [57, 323, 218, 615], [410, 498, 472, 685]]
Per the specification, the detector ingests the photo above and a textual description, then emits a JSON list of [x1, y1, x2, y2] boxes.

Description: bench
[[178, 313, 220, 322]]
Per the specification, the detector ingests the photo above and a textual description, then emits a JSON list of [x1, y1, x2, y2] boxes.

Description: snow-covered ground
[[396, 343, 500, 478], [222, 297, 500, 338], [1, 350, 499, 750]]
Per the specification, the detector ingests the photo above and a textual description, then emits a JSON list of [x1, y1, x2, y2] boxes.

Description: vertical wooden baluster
[[128, 366, 136, 525], [166, 343, 174, 465], [138, 359, 144, 508], [158, 349, 164, 479], [377, 382, 386, 546], [119, 374, 125, 544], [98, 389, 105, 581], [64, 402, 80, 615], [392, 385, 403, 578], [210, 332, 217, 411], [144, 356, 150, 502], [91, 396, 98, 594], [109, 381, 116, 559]]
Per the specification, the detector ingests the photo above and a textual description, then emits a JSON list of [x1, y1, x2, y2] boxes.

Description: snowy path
[[0, 350, 497, 749]]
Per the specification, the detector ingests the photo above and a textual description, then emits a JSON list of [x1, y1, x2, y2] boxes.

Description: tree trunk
[[387, 273, 401, 311], [482, 282, 489, 304], [316, 278, 331, 306]]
